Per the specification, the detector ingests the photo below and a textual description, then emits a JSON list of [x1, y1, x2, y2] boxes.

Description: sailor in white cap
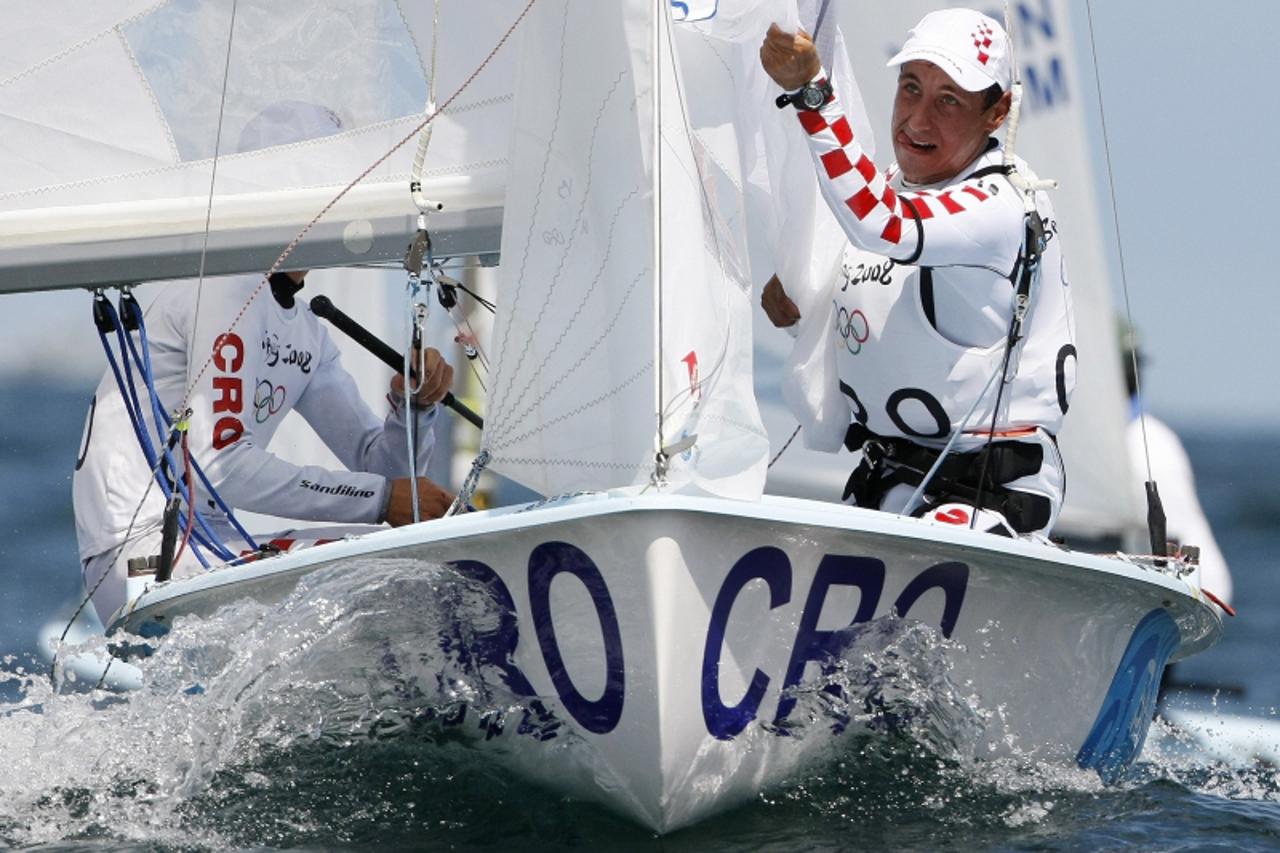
[[760, 9, 1077, 537]]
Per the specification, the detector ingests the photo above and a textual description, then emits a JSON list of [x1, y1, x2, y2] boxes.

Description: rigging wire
[[963, 2, 1056, 531], [1084, 0, 1154, 485], [650, 1, 768, 478], [404, 5, 468, 521], [186, 0, 241, 388], [52, 437, 172, 689], [651, 1, 666, 484], [1085, 1, 1173, 563]]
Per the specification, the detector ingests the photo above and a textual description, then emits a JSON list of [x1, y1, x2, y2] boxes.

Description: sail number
[[450, 543, 968, 740]]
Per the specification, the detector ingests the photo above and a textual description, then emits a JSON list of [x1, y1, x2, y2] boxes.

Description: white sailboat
[[5, 0, 1224, 832]]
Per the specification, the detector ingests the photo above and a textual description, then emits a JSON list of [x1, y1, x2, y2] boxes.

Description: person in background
[[1121, 321, 1232, 603], [758, 9, 1076, 536], [72, 102, 456, 628]]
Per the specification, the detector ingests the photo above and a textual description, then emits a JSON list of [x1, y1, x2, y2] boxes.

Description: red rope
[[1202, 587, 1236, 617]]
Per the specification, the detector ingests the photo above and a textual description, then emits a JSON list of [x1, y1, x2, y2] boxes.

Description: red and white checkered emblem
[[972, 22, 994, 66]]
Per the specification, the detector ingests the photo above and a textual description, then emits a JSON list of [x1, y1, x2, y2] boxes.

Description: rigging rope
[[187, 0, 241, 394], [1085, 1, 1170, 560], [1084, 0, 1153, 485], [767, 424, 802, 469]]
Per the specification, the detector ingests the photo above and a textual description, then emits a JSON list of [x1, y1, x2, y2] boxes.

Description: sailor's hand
[[384, 477, 453, 525], [391, 346, 454, 406], [761, 274, 801, 328], [760, 23, 821, 91]]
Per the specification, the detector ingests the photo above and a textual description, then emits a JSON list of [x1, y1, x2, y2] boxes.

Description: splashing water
[[0, 559, 582, 848], [766, 613, 989, 756]]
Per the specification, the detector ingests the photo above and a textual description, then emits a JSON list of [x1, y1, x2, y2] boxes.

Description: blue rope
[[96, 299, 216, 567], [94, 291, 271, 568], [124, 297, 259, 552], [117, 300, 231, 563]]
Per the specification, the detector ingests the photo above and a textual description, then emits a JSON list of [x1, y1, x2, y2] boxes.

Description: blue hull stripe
[[1076, 608, 1181, 782]]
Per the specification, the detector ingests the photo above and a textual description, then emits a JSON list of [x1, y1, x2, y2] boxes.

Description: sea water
[[2, 380, 1279, 851]]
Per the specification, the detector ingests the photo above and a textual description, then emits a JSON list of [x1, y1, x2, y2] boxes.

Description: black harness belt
[[842, 423, 1051, 533]]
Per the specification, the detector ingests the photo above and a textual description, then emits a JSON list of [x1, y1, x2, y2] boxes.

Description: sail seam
[[390, 0, 432, 85], [0, 2, 168, 90], [485, 69, 635, 443], [114, 28, 179, 163], [488, 2, 573, 423], [0, 105, 512, 203], [488, 361, 653, 453], [487, 456, 650, 472], [490, 254, 647, 446]]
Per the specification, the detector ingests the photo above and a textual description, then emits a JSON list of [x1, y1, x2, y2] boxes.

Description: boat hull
[[115, 494, 1221, 831]]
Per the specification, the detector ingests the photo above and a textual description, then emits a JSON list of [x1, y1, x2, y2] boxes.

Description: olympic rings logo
[[835, 306, 870, 355], [254, 380, 287, 423]]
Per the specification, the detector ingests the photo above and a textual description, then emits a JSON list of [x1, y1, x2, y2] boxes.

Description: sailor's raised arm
[[760, 25, 1023, 270]]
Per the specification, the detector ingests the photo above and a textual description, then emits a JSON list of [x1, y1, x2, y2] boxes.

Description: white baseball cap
[[887, 9, 1013, 93]]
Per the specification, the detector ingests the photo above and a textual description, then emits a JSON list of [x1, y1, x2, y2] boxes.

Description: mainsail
[[0, 0, 522, 293]]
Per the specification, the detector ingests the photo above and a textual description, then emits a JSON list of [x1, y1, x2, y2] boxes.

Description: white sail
[[482, 0, 768, 499], [0, 0, 523, 292]]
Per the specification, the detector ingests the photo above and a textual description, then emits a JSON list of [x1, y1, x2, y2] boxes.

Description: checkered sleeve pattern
[[797, 81, 1003, 265]]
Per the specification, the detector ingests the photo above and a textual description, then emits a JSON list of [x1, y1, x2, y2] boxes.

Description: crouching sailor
[[72, 269, 457, 628], [759, 9, 1075, 536]]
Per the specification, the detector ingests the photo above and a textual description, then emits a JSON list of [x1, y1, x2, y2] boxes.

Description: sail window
[[124, 0, 430, 160]]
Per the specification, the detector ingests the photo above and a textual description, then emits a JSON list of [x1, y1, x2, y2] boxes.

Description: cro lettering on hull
[[440, 542, 969, 741]]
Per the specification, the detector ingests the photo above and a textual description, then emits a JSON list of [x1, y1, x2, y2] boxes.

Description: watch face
[[801, 84, 826, 109]]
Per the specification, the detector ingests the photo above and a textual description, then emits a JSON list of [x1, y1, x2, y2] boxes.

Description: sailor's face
[[890, 61, 1007, 185]]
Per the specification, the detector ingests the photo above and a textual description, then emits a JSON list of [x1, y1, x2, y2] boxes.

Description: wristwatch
[[775, 78, 833, 111]]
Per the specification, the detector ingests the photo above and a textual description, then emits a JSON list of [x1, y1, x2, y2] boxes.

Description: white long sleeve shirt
[[792, 78, 1076, 450], [73, 275, 437, 561]]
